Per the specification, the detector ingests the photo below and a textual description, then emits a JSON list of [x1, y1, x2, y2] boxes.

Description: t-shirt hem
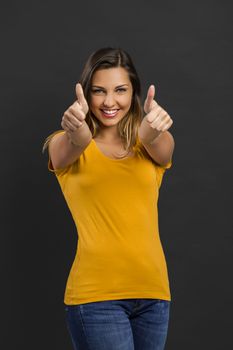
[[64, 292, 171, 305]]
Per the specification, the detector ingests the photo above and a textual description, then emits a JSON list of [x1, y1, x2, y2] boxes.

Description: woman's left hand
[[138, 85, 173, 144]]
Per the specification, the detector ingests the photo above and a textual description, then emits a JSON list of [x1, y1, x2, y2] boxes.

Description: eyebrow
[[91, 84, 129, 88]]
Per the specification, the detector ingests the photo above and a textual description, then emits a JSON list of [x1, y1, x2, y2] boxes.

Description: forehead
[[92, 67, 131, 86]]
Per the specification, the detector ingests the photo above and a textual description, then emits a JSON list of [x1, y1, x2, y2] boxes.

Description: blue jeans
[[64, 298, 171, 350]]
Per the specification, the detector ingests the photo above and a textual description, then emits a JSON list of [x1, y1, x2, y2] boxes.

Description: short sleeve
[[44, 130, 71, 176], [154, 160, 172, 188], [48, 152, 72, 176]]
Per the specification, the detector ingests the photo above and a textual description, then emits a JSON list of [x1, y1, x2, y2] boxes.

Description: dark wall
[[1, 0, 232, 349]]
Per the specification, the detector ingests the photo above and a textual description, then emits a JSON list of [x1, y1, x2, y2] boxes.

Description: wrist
[[66, 131, 80, 147], [140, 131, 163, 146]]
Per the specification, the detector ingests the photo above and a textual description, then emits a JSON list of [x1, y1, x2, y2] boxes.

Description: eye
[[92, 89, 103, 94], [91, 88, 127, 94], [116, 88, 127, 93]]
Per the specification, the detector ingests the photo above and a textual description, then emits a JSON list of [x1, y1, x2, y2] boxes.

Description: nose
[[103, 93, 116, 108]]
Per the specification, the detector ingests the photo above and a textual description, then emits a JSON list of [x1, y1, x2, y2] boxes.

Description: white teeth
[[102, 109, 118, 114]]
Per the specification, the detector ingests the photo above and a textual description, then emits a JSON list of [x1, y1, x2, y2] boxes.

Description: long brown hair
[[42, 47, 143, 154]]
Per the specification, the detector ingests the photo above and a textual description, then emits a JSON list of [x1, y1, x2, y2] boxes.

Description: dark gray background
[[1, 0, 232, 349]]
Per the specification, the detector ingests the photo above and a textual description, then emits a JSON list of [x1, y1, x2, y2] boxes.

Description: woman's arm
[[141, 131, 175, 167], [49, 122, 92, 170]]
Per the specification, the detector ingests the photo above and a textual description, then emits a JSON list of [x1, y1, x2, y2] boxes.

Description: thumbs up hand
[[138, 85, 173, 144], [61, 83, 89, 132]]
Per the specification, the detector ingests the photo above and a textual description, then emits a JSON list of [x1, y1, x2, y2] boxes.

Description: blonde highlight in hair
[[42, 130, 65, 154]]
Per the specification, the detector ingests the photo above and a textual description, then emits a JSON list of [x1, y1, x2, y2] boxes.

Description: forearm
[[49, 122, 92, 169], [140, 131, 175, 166], [66, 121, 93, 147]]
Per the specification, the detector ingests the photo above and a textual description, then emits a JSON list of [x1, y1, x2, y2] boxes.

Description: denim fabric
[[64, 298, 171, 350]]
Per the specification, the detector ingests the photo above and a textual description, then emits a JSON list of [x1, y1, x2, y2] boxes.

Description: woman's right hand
[[61, 83, 89, 132]]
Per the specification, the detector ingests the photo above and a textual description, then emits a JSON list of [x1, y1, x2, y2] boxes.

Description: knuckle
[[76, 120, 83, 127], [80, 111, 85, 120], [75, 111, 84, 121]]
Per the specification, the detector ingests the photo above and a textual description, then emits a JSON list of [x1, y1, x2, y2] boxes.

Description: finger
[[158, 110, 169, 122], [64, 112, 84, 128], [68, 106, 85, 121], [61, 119, 76, 132], [76, 83, 87, 109], [149, 113, 168, 129], [146, 106, 162, 123], [61, 120, 69, 132], [71, 99, 82, 109], [144, 85, 155, 111], [65, 117, 83, 131], [161, 119, 173, 132], [62, 116, 76, 131], [156, 116, 170, 130]]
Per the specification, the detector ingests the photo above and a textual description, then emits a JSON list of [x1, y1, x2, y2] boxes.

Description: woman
[[43, 47, 175, 350]]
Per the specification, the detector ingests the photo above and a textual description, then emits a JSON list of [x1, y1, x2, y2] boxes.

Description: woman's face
[[89, 67, 133, 125]]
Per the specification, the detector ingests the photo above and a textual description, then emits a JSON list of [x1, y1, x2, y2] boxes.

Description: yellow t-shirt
[[47, 131, 173, 305]]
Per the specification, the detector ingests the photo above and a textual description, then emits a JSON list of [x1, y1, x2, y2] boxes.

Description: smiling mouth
[[100, 109, 120, 117]]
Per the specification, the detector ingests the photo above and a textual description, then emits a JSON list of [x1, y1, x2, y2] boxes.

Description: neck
[[95, 129, 122, 144]]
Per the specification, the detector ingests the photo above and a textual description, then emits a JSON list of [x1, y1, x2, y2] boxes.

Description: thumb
[[144, 85, 155, 113], [76, 83, 89, 114]]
